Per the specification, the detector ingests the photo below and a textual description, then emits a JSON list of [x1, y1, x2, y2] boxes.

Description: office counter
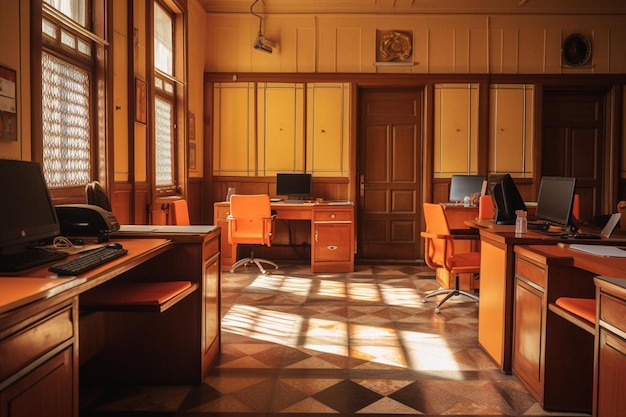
[[466, 221, 561, 373], [465, 219, 626, 374], [0, 227, 221, 417]]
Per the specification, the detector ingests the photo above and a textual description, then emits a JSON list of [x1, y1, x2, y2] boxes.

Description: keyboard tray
[[80, 281, 197, 313]]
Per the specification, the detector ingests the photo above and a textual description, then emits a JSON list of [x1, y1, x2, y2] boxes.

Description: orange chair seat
[[449, 251, 481, 273], [555, 297, 596, 324]]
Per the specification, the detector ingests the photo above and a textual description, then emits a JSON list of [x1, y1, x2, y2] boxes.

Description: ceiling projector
[[253, 34, 276, 53]]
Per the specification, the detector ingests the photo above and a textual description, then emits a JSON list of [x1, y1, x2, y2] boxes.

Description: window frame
[[150, 0, 187, 199], [31, 0, 109, 202]]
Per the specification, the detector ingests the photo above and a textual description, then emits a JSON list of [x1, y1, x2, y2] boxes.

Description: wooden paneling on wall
[[204, 13, 626, 75]]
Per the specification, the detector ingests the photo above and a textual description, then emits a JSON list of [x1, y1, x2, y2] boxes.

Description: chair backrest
[[422, 203, 453, 269], [478, 195, 494, 220], [169, 199, 190, 225], [86, 181, 112, 212], [228, 194, 273, 246]]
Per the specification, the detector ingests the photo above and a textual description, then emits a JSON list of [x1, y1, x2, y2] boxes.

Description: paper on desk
[[569, 244, 626, 257]]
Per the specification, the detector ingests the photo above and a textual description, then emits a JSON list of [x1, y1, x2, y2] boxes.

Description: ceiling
[[197, 0, 626, 15]]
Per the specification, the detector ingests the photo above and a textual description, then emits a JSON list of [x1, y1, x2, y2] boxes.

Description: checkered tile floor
[[81, 263, 589, 416]]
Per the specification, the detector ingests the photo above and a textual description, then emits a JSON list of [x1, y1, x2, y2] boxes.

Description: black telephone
[[55, 204, 120, 241]]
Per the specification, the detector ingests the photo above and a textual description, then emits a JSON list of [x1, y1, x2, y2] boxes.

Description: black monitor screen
[[535, 176, 577, 228], [0, 159, 60, 254], [449, 175, 486, 202], [276, 173, 312, 198], [488, 173, 527, 224]]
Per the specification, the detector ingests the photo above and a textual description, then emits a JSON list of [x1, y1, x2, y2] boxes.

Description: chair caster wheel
[[435, 307, 441, 314]]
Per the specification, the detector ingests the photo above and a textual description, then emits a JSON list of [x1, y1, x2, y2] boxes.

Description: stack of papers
[[569, 244, 626, 257]]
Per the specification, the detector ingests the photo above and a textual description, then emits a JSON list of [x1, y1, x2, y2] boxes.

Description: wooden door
[[357, 89, 423, 261], [541, 91, 604, 222]]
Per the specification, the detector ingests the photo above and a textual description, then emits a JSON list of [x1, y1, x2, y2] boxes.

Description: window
[[37, 0, 107, 190], [153, 1, 179, 193]]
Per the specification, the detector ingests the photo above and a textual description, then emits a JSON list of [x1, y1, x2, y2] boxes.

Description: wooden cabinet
[[489, 84, 534, 177], [434, 84, 479, 175], [0, 298, 77, 417], [513, 245, 596, 412], [512, 252, 548, 401], [594, 277, 626, 417], [213, 82, 350, 177], [312, 206, 354, 272]]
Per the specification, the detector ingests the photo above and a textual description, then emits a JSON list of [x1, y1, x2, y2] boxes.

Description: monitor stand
[[284, 196, 307, 204]]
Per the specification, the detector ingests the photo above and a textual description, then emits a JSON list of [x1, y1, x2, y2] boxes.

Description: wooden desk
[[512, 245, 626, 413], [0, 227, 221, 417], [215, 201, 354, 272]]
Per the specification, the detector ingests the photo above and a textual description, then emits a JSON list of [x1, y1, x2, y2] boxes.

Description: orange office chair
[[421, 203, 480, 313], [227, 194, 278, 274], [169, 199, 190, 225]]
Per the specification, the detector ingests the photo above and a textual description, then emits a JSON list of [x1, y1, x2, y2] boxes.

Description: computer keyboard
[[0, 248, 70, 272], [49, 244, 128, 276], [527, 221, 550, 231]]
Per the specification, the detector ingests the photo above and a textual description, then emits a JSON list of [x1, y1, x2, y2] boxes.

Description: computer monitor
[[449, 175, 486, 203], [0, 159, 60, 255], [535, 176, 577, 230], [487, 173, 527, 225], [276, 173, 312, 200]]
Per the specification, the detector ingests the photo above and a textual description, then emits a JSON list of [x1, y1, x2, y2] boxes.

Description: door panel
[[358, 89, 423, 261], [541, 92, 604, 223]]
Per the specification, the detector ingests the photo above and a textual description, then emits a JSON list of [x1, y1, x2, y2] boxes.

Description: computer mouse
[[107, 243, 123, 249]]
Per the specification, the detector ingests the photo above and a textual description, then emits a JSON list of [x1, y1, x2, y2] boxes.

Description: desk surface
[[0, 238, 171, 315], [520, 243, 626, 279]]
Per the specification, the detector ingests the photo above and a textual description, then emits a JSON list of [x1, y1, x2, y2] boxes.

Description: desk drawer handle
[[327, 245, 338, 251]]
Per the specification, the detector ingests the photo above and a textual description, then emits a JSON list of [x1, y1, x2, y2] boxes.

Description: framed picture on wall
[[188, 112, 195, 139], [189, 142, 197, 171], [135, 78, 147, 124], [0, 65, 18, 141]]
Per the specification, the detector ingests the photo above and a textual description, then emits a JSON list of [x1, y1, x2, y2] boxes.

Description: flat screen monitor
[[449, 175, 486, 202], [276, 173, 312, 199], [487, 173, 527, 225], [0, 159, 60, 255], [535, 176, 577, 229]]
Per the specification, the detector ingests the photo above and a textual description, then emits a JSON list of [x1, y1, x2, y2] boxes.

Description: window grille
[[155, 97, 174, 188], [42, 51, 91, 188]]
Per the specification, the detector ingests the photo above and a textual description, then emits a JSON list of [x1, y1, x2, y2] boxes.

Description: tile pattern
[[81, 263, 589, 417]]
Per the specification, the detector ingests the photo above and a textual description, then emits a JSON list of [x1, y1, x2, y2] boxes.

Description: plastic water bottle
[[515, 210, 527, 234]]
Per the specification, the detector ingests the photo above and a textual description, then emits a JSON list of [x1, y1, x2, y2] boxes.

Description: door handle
[[359, 174, 365, 197]]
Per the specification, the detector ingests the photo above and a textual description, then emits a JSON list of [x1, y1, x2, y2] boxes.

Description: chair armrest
[[421, 231, 478, 240], [450, 228, 479, 236], [421, 231, 452, 240]]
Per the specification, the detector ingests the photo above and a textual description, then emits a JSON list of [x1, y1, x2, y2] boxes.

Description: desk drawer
[[515, 257, 546, 290], [0, 302, 75, 381], [599, 292, 625, 332], [314, 210, 351, 222]]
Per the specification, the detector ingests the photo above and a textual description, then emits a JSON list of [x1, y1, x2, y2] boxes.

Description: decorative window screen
[[41, 52, 91, 188], [155, 97, 175, 187]]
